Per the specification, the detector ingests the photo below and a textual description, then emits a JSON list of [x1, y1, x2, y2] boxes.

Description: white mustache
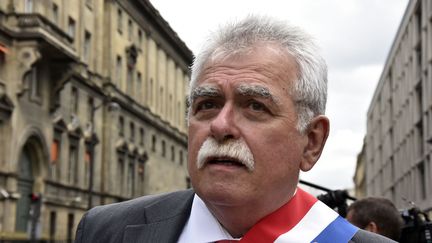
[[197, 137, 255, 171]]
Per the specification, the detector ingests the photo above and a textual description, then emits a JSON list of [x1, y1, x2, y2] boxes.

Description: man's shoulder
[[75, 189, 195, 243], [88, 189, 195, 222], [350, 229, 397, 243]]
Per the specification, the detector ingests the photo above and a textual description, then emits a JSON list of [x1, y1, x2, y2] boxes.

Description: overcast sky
[[149, 0, 409, 191]]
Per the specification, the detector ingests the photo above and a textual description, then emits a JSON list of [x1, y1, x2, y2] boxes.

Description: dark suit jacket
[[75, 189, 396, 243]]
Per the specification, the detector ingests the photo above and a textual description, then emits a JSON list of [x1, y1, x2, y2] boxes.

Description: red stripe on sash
[[240, 188, 317, 243]]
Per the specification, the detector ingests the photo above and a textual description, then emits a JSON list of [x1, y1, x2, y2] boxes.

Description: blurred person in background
[[346, 197, 404, 241]]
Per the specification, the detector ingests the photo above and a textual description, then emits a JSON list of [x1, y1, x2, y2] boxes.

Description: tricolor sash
[[239, 188, 358, 243]]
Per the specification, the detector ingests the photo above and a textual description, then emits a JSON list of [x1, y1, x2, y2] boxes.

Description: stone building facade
[[353, 142, 366, 199], [0, 0, 192, 241], [364, 0, 432, 213]]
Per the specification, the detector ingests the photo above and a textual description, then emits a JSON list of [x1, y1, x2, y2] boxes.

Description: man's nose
[[209, 103, 240, 142]]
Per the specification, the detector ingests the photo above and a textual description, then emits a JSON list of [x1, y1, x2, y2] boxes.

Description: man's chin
[[199, 189, 246, 207], [194, 179, 252, 206]]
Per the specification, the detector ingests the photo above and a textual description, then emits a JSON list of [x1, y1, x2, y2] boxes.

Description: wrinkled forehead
[[192, 42, 299, 89]]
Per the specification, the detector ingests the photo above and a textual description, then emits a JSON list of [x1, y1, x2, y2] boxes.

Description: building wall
[[0, 0, 192, 241], [365, 0, 432, 213], [353, 141, 366, 199]]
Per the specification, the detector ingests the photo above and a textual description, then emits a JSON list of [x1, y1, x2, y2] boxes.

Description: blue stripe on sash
[[310, 216, 358, 243]]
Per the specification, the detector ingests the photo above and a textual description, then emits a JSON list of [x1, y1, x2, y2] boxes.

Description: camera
[[399, 207, 432, 243], [317, 189, 350, 217]]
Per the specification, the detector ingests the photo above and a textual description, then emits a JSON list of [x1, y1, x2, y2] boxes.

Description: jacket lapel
[[123, 189, 194, 243]]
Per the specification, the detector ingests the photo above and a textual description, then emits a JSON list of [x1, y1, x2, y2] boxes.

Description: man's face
[[187, 44, 309, 209]]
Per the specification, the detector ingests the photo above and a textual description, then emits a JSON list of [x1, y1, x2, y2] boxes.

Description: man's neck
[[203, 191, 296, 238]]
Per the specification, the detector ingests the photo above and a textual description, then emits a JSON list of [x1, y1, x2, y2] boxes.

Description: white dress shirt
[[177, 194, 241, 243]]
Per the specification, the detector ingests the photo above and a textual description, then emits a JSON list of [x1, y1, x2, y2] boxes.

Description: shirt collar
[[178, 194, 241, 243]]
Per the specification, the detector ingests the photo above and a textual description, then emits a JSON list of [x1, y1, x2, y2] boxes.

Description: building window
[[68, 142, 79, 185], [138, 30, 143, 46], [67, 213, 74, 243], [118, 153, 125, 193], [24, 0, 34, 13], [415, 47, 422, 78], [54, 129, 63, 181], [127, 156, 135, 197], [30, 68, 40, 99], [149, 79, 154, 106], [50, 139, 60, 164], [117, 8, 123, 33], [171, 145, 175, 162], [127, 67, 133, 95], [50, 131, 61, 181], [136, 72, 142, 100], [161, 140, 166, 157], [418, 162, 426, 200], [138, 160, 145, 182], [49, 211, 57, 242], [52, 3, 59, 24], [416, 122, 424, 157], [415, 7, 422, 36], [84, 148, 92, 187], [390, 156, 395, 182], [128, 19, 133, 40], [68, 17, 76, 39], [159, 87, 164, 113], [129, 122, 135, 142], [116, 55, 122, 83], [152, 135, 156, 152], [24, 67, 41, 102], [119, 116, 124, 137], [71, 87, 78, 114], [87, 97, 94, 123], [139, 128, 144, 145], [83, 31, 91, 63], [177, 101, 181, 124], [179, 150, 184, 165]]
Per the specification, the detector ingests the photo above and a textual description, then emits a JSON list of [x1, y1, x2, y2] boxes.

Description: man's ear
[[300, 115, 330, 172], [365, 221, 379, 234]]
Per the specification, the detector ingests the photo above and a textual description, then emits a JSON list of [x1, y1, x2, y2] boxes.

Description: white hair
[[189, 15, 328, 133]]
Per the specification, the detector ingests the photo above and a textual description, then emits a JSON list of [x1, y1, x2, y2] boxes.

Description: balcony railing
[[7, 13, 73, 46]]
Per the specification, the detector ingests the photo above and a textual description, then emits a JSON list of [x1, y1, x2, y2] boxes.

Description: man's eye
[[249, 101, 265, 111], [196, 101, 216, 111]]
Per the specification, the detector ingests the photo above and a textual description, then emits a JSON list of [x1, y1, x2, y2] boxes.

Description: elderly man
[[75, 16, 395, 242]]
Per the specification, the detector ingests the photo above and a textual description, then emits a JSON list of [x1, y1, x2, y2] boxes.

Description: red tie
[[216, 240, 239, 243]]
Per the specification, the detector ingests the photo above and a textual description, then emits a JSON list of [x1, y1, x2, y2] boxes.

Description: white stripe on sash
[[274, 201, 339, 243]]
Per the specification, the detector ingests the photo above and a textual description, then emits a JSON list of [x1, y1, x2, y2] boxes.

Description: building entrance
[[15, 146, 35, 232]]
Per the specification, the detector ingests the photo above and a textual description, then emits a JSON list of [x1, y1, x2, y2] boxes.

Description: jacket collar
[[123, 189, 195, 242]]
